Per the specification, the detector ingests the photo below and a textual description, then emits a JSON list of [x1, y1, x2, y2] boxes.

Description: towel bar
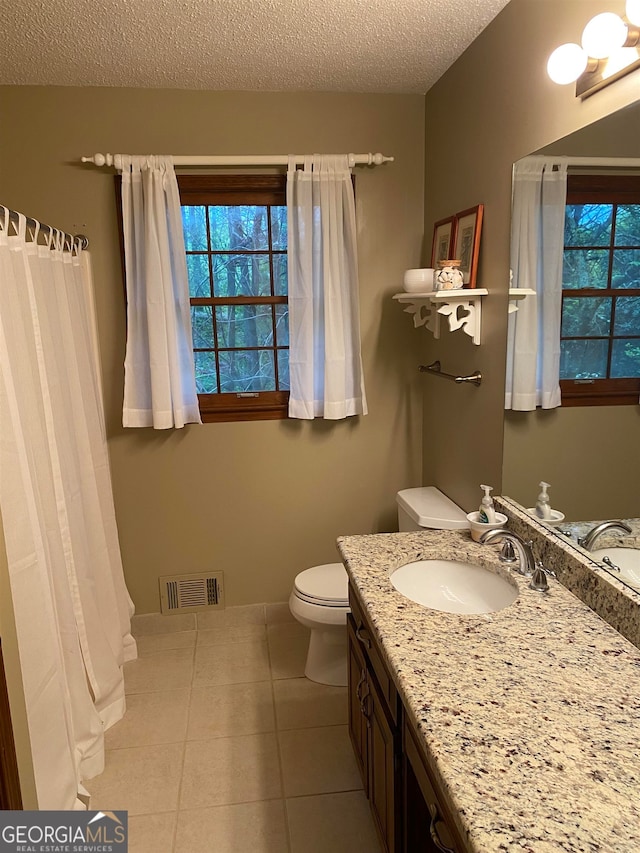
[[419, 360, 482, 387]]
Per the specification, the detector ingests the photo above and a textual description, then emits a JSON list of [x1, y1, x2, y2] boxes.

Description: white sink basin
[[590, 548, 640, 588], [390, 559, 518, 615]]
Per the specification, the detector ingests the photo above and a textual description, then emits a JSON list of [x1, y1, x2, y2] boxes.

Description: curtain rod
[[0, 205, 89, 249], [521, 155, 640, 168], [81, 152, 394, 168], [566, 156, 640, 167]]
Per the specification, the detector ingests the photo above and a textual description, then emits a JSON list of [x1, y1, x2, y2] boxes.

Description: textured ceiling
[[0, 0, 511, 93]]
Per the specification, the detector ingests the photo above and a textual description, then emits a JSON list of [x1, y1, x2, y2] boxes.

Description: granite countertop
[[337, 529, 640, 853]]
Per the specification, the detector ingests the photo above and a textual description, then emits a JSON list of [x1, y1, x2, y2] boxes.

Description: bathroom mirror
[[502, 98, 640, 524]]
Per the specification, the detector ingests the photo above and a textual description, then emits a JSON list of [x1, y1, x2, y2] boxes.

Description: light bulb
[[627, 0, 640, 26], [581, 13, 628, 58], [547, 43, 588, 84]]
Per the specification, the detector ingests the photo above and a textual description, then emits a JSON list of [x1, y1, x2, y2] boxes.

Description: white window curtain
[[505, 157, 568, 410], [119, 155, 202, 429], [0, 209, 136, 809], [287, 155, 368, 419]]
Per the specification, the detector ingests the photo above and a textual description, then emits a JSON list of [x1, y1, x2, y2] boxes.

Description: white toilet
[[289, 487, 469, 687], [289, 563, 350, 686]]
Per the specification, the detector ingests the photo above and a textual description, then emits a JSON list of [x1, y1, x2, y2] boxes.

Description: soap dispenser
[[479, 485, 497, 524], [535, 481, 552, 520]]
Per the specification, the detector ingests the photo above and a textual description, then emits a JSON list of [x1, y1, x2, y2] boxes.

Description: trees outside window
[[178, 176, 289, 422], [560, 175, 640, 406]]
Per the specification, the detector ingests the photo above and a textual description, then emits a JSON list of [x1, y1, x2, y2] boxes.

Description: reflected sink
[[590, 548, 640, 588], [390, 559, 518, 615]]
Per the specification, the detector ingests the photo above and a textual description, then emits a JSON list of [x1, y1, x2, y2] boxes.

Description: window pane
[[611, 249, 640, 289], [277, 348, 290, 390], [186, 254, 211, 297], [614, 296, 640, 336], [273, 254, 288, 296], [215, 305, 274, 348], [275, 305, 289, 347], [218, 350, 275, 392], [213, 254, 271, 297], [611, 339, 640, 377], [562, 296, 611, 337], [560, 339, 608, 379], [209, 206, 268, 251], [615, 205, 640, 246], [564, 204, 612, 247], [271, 206, 287, 250], [194, 351, 218, 393], [191, 306, 214, 348], [563, 249, 609, 289], [181, 206, 208, 251]]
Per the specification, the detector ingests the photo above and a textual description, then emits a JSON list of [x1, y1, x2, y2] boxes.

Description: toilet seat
[[293, 563, 349, 608]]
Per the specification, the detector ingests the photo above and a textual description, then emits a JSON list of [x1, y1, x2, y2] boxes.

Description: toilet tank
[[396, 487, 469, 531]]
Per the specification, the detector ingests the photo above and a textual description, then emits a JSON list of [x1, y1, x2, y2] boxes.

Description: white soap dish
[[466, 511, 508, 542], [526, 508, 565, 527]]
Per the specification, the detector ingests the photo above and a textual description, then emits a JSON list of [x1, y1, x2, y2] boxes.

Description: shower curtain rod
[[1, 205, 89, 249], [81, 152, 394, 168]]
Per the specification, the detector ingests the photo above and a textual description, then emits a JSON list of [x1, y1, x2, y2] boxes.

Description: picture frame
[[431, 216, 457, 267], [453, 204, 484, 288]]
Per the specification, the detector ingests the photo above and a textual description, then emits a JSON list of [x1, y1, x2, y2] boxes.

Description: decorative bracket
[[393, 289, 488, 345], [508, 288, 536, 314]]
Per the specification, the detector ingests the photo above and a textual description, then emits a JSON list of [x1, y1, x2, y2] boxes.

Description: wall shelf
[[393, 289, 488, 345], [508, 287, 536, 314]]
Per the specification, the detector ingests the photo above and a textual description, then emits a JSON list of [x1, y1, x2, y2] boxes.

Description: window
[[178, 175, 289, 422], [560, 175, 640, 406]]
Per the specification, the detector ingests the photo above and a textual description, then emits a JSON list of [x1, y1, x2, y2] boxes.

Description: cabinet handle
[[361, 691, 373, 720], [428, 802, 456, 853], [356, 671, 366, 702], [355, 626, 372, 649]]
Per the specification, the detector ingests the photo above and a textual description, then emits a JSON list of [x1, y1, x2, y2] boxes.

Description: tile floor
[[84, 603, 382, 853]]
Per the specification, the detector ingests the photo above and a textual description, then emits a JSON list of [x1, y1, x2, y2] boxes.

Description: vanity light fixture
[[547, 2, 640, 98]]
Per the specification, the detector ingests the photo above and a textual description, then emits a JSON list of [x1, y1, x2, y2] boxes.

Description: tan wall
[[422, 0, 640, 515], [0, 88, 425, 611], [0, 518, 37, 808], [503, 407, 640, 520]]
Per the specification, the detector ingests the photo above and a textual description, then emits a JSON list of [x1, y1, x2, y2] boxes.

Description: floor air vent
[[159, 572, 224, 614]]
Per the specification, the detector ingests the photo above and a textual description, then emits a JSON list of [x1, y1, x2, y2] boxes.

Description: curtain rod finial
[[81, 153, 113, 167]]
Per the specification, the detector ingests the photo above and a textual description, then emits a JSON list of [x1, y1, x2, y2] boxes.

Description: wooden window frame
[[560, 174, 640, 407], [178, 175, 289, 423]]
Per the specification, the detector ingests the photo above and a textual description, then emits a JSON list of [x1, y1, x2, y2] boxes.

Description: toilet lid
[[294, 563, 349, 607]]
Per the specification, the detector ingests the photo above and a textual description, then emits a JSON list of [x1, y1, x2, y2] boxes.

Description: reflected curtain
[[0, 209, 136, 808], [286, 155, 368, 419], [119, 155, 202, 429], [505, 157, 567, 410]]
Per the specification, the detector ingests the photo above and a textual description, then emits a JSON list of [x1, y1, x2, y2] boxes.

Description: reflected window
[[560, 175, 640, 405]]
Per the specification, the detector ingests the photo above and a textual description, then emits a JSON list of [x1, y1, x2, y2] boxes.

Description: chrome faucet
[[479, 528, 535, 577], [577, 520, 632, 551]]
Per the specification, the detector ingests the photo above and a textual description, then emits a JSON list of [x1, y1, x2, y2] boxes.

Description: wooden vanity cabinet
[[347, 584, 469, 853], [402, 718, 465, 853], [348, 592, 401, 853]]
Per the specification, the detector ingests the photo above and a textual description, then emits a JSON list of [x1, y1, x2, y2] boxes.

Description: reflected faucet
[[479, 528, 535, 577], [578, 520, 632, 551]]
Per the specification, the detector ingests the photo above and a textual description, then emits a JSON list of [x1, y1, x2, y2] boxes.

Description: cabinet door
[[347, 615, 368, 792], [366, 668, 399, 853], [403, 720, 463, 853]]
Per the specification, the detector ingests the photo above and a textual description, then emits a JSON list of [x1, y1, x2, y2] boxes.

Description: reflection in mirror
[[503, 99, 640, 529], [505, 496, 640, 596]]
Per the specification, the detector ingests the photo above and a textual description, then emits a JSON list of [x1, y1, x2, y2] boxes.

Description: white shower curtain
[[120, 155, 202, 429], [0, 209, 136, 809], [505, 157, 568, 410], [287, 155, 368, 419]]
